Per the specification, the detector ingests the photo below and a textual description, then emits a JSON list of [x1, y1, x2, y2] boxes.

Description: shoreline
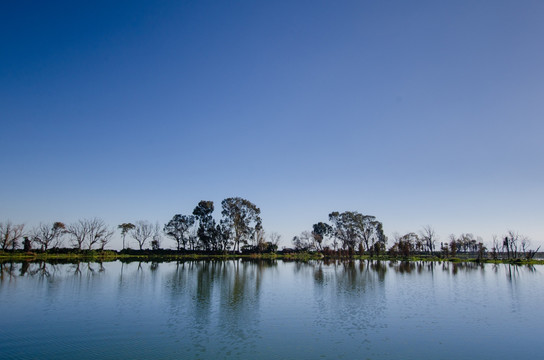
[[1, 250, 543, 265]]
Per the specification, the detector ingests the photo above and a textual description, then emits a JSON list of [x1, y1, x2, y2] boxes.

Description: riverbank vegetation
[[1, 197, 541, 264], [1, 249, 542, 265]]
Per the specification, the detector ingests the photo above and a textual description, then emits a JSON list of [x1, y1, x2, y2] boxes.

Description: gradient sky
[[1, 0, 543, 249]]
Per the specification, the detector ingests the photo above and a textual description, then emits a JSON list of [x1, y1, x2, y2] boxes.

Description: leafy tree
[[261, 234, 279, 253], [312, 222, 332, 250], [370, 221, 387, 256], [328, 211, 383, 252], [193, 201, 217, 251], [449, 234, 458, 257], [164, 214, 195, 251], [23, 237, 32, 252], [361, 219, 386, 254], [328, 211, 359, 250], [476, 242, 487, 261], [389, 232, 418, 257], [440, 242, 450, 258], [220, 197, 262, 252], [118, 223, 135, 250], [454, 233, 477, 253], [216, 222, 231, 252]]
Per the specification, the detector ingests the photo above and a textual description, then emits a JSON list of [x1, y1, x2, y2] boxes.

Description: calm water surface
[[0, 260, 542, 359]]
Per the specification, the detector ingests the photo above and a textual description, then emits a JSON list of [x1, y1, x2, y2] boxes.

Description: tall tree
[[216, 222, 231, 252], [370, 221, 387, 256], [164, 214, 195, 251], [193, 201, 216, 251], [118, 223, 135, 250], [362, 220, 381, 252], [221, 197, 262, 252], [329, 211, 359, 251]]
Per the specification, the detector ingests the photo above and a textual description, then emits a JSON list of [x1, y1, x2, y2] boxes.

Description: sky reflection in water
[[0, 260, 541, 359]]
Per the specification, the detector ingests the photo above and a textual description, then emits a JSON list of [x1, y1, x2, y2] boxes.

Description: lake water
[[0, 260, 542, 359]]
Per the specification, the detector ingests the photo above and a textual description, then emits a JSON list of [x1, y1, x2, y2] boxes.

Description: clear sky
[[1, 0, 543, 250]]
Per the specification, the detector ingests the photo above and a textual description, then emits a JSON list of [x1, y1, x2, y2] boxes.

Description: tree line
[[291, 211, 386, 256], [0, 197, 278, 254], [290, 212, 539, 260], [1, 198, 539, 260]]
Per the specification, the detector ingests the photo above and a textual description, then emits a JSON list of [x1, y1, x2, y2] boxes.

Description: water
[[0, 260, 542, 359]]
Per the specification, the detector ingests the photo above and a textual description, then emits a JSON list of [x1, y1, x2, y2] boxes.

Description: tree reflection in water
[[0, 259, 542, 359], [162, 259, 278, 358]]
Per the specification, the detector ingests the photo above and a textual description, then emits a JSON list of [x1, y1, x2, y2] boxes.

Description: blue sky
[[1, 0, 543, 249]]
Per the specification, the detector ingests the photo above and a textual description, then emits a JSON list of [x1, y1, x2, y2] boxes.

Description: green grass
[[1, 250, 542, 265]]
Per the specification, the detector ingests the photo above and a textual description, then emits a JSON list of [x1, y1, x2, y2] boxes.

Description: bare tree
[[98, 228, 114, 251], [67, 218, 112, 250], [32, 222, 66, 251], [503, 230, 521, 259], [520, 236, 531, 256], [293, 231, 314, 251], [151, 222, 162, 250], [419, 225, 438, 254], [131, 220, 153, 250], [67, 220, 89, 250], [253, 227, 266, 252], [269, 232, 281, 249], [503, 231, 536, 260], [86, 219, 112, 250], [0, 221, 25, 250], [491, 234, 501, 260]]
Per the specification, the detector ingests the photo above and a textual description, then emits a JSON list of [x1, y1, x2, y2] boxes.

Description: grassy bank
[[1, 250, 543, 265]]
